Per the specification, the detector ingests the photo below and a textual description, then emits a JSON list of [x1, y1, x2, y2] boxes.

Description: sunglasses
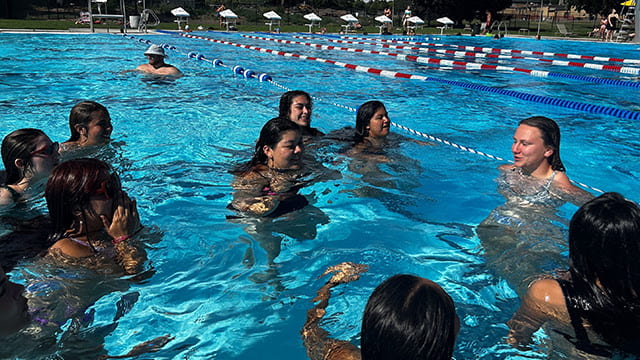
[[30, 142, 59, 158]]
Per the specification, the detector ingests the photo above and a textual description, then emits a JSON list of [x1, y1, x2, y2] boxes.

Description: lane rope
[[339, 35, 640, 65], [293, 35, 640, 76], [245, 34, 640, 88], [162, 32, 606, 194], [182, 33, 640, 121]]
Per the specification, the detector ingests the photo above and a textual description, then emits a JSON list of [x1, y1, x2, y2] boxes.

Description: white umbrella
[[407, 16, 424, 25], [375, 15, 392, 23], [340, 14, 359, 23], [219, 9, 238, 19], [171, 7, 189, 17], [436, 17, 454, 25], [263, 11, 281, 20], [304, 13, 322, 22]]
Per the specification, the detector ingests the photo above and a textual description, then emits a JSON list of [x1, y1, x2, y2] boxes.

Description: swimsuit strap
[[543, 171, 557, 190], [65, 235, 102, 253]]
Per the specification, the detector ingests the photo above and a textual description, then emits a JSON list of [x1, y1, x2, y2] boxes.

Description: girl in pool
[[60, 101, 113, 154], [478, 116, 593, 295], [353, 100, 391, 150], [45, 158, 145, 275], [507, 192, 640, 358], [0, 128, 60, 211], [302, 262, 459, 360], [279, 90, 324, 140], [502, 117, 584, 199], [230, 117, 308, 217]]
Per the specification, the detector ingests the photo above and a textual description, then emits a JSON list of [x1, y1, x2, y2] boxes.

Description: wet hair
[[1, 128, 46, 185], [355, 100, 386, 144], [68, 101, 109, 142], [564, 192, 640, 354], [278, 90, 312, 122], [518, 116, 565, 172], [361, 274, 458, 360], [45, 158, 120, 243], [234, 117, 301, 174]]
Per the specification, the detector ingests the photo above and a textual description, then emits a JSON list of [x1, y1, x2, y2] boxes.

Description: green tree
[[412, 0, 512, 22], [565, 0, 622, 16]]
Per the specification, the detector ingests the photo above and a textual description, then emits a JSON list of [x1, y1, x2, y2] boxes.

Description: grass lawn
[[0, 17, 605, 39]]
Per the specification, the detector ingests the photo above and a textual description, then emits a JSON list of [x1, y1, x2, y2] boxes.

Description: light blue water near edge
[[0, 31, 639, 359]]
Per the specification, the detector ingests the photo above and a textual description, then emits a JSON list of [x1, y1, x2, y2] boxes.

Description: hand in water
[[321, 262, 369, 285]]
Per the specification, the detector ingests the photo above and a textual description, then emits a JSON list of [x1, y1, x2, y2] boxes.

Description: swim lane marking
[[244, 34, 640, 89], [146, 33, 605, 194], [337, 35, 640, 65], [292, 35, 640, 76], [180, 33, 640, 121]]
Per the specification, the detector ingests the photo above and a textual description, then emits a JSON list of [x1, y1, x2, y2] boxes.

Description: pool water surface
[[0, 31, 639, 359]]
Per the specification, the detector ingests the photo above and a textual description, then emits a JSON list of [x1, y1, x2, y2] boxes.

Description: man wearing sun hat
[[136, 44, 182, 76]]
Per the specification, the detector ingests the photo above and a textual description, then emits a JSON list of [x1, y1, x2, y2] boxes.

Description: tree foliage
[[412, 0, 513, 22], [565, 0, 622, 16]]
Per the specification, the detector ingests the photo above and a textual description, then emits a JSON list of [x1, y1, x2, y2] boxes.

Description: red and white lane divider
[[294, 35, 640, 75], [337, 35, 640, 65], [243, 34, 640, 85], [181, 33, 428, 80], [244, 34, 557, 77]]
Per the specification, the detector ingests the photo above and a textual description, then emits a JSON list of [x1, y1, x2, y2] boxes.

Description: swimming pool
[[1, 31, 639, 359]]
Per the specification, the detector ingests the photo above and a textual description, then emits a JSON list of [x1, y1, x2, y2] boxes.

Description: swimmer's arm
[[551, 172, 595, 206], [231, 173, 280, 216], [105, 193, 147, 275], [0, 188, 15, 209], [153, 66, 182, 77], [49, 238, 95, 258], [507, 279, 566, 347], [302, 262, 368, 360]]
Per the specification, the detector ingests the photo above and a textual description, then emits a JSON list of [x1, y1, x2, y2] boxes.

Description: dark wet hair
[[355, 101, 386, 144], [518, 116, 565, 172], [361, 274, 458, 360], [1, 128, 46, 185], [278, 90, 312, 121], [68, 101, 110, 142], [234, 117, 301, 174], [45, 158, 120, 242], [565, 192, 640, 354]]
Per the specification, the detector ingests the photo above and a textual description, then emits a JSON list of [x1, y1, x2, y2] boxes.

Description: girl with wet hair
[[230, 117, 307, 217], [45, 158, 145, 275], [61, 101, 113, 152], [354, 100, 390, 145], [302, 263, 459, 360], [496, 115, 592, 205], [508, 192, 640, 357], [0, 128, 59, 210], [279, 90, 323, 139]]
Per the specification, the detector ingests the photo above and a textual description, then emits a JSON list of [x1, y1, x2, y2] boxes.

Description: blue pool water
[[1, 31, 639, 359]]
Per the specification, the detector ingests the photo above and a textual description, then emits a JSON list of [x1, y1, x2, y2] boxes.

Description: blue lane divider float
[[121, 33, 273, 82]]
